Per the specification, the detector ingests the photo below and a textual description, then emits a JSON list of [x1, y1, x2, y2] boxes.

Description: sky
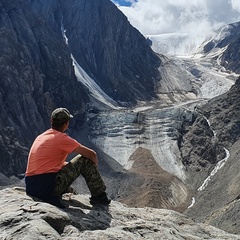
[[112, 0, 240, 55], [112, 0, 240, 35]]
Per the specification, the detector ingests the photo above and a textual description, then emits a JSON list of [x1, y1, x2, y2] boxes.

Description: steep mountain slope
[[0, 0, 89, 176], [203, 22, 240, 73], [179, 26, 240, 234], [59, 0, 161, 104], [182, 77, 240, 234], [29, 0, 162, 105]]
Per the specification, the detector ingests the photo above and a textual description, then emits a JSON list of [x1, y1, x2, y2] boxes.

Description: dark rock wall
[[60, 0, 161, 104], [219, 23, 240, 73], [180, 77, 240, 188], [0, 0, 89, 176], [201, 77, 240, 147]]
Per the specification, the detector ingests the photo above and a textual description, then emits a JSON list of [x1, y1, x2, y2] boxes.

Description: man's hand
[[73, 145, 98, 167]]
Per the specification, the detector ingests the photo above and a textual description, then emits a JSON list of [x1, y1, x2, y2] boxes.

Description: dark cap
[[51, 108, 73, 124]]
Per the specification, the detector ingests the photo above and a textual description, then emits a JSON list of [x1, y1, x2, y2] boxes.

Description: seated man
[[25, 107, 110, 208]]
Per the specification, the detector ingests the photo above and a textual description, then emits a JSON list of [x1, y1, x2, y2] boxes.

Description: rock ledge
[[0, 187, 240, 239]]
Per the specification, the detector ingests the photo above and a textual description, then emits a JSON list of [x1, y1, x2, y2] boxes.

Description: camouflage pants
[[54, 155, 106, 197]]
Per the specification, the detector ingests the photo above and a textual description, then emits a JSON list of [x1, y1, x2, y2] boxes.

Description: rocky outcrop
[[0, 187, 239, 239], [201, 77, 240, 148], [180, 76, 240, 185], [220, 23, 240, 73]]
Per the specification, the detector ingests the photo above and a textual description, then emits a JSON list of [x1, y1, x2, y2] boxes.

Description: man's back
[[26, 129, 79, 176]]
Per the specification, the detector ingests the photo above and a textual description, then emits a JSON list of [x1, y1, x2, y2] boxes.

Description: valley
[[70, 45, 238, 221]]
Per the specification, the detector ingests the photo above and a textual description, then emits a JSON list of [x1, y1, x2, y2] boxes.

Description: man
[[25, 107, 110, 208]]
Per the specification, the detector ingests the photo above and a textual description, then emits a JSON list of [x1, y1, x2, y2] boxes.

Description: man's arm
[[73, 145, 98, 166]]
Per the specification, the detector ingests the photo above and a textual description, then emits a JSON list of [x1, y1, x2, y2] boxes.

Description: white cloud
[[231, 0, 240, 12], [119, 0, 240, 35], [117, 0, 240, 55]]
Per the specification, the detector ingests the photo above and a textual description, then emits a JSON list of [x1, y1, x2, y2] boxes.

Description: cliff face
[[180, 78, 240, 185], [60, 0, 161, 104], [0, 0, 161, 176], [0, 0, 90, 175]]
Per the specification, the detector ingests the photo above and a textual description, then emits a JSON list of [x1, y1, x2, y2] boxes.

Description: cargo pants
[[54, 155, 106, 197]]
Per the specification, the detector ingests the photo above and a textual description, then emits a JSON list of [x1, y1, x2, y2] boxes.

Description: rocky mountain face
[[0, 0, 160, 176], [0, 0, 89, 175], [203, 22, 240, 73], [179, 29, 240, 234], [181, 77, 240, 234], [60, 0, 161, 104]]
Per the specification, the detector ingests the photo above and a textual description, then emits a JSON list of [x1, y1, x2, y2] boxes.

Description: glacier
[[70, 26, 237, 183]]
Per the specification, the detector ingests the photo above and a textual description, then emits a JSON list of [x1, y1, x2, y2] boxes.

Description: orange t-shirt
[[25, 129, 80, 176]]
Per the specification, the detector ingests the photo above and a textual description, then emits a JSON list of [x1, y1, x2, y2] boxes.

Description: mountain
[[0, 0, 240, 237], [178, 24, 240, 234], [202, 22, 240, 73], [0, 0, 89, 175], [60, 0, 161, 104]]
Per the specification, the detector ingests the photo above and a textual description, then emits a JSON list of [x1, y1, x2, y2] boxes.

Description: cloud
[[118, 0, 240, 36], [231, 0, 240, 12], [116, 0, 240, 55]]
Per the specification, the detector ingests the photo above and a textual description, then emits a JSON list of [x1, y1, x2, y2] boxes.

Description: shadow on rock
[[62, 198, 112, 231]]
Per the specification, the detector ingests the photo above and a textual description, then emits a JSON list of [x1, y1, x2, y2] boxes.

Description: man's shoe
[[47, 196, 68, 209], [90, 192, 111, 206]]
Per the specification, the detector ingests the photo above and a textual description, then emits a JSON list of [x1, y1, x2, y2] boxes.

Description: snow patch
[[72, 56, 119, 109], [61, 25, 119, 109]]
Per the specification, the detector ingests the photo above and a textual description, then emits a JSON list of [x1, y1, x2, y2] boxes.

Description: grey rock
[[0, 0, 89, 176], [0, 187, 239, 239], [180, 78, 240, 235]]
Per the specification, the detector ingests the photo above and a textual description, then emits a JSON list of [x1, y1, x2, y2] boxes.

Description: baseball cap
[[51, 108, 73, 124]]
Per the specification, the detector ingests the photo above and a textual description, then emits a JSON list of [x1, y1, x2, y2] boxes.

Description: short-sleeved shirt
[[25, 128, 80, 176]]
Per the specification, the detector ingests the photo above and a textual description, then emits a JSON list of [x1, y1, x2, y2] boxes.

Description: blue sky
[[112, 0, 134, 7]]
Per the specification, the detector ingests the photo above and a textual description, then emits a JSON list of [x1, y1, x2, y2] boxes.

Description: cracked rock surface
[[0, 187, 239, 239]]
